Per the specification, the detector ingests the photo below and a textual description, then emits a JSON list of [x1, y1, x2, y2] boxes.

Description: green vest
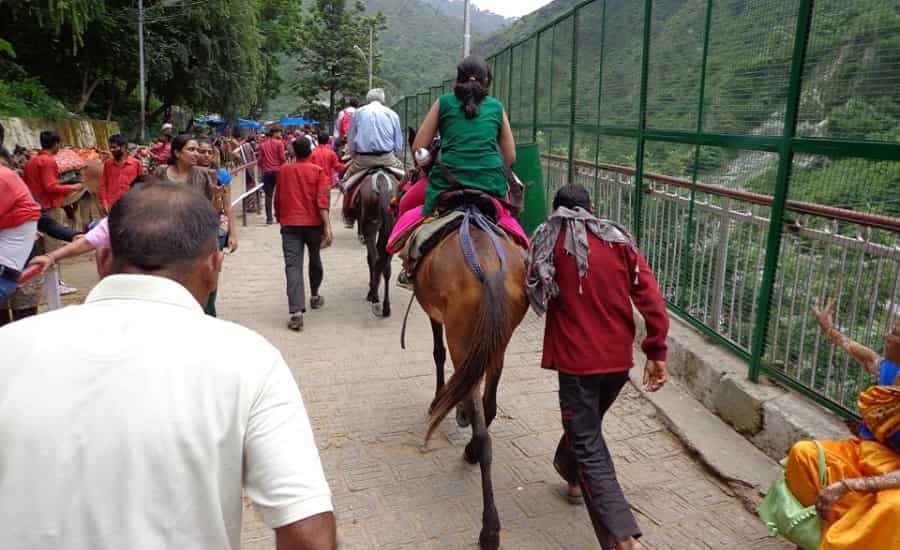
[[423, 93, 508, 213]]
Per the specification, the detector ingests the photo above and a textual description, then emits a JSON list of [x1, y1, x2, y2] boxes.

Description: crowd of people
[[0, 54, 896, 550]]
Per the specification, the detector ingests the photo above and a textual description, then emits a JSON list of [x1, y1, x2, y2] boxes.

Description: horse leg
[[431, 320, 446, 395], [483, 361, 503, 428], [381, 252, 391, 317], [364, 222, 380, 306], [463, 396, 500, 550]]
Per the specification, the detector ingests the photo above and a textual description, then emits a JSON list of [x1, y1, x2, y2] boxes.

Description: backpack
[[338, 108, 355, 138]]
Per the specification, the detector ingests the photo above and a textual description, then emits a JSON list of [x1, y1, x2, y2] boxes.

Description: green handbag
[[758, 441, 827, 550]]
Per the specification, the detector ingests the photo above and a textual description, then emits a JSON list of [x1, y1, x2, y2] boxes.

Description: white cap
[[161, 123, 173, 132]]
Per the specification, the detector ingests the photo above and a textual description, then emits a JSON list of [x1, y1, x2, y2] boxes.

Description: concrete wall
[[0, 116, 120, 150], [638, 313, 849, 460]]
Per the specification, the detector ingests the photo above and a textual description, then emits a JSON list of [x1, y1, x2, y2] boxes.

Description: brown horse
[[357, 169, 399, 317], [416, 207, 528, 550]]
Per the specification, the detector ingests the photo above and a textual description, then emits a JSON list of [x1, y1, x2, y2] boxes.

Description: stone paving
[[59, 202, 790, 550]]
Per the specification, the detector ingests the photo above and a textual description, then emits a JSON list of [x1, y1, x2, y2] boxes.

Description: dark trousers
[[555, 371, 641, 549], [281, 225, 324, 314], [263, 171, 278, 222]]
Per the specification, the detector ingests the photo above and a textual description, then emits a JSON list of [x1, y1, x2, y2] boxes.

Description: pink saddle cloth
[[387, 177, 529, 254]]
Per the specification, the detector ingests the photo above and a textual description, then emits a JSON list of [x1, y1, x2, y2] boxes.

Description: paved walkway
[[61, 203, 788, 549]]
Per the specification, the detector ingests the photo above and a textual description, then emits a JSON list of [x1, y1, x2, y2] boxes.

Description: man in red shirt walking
[[275, 138, 332, 331], [526, 184, 668, 550], [309, 133, 345, 188], [258, 126, 288, 224], [98, 134, 143, 211]]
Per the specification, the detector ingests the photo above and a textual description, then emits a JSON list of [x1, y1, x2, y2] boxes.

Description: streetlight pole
[[368, 24, 374, 90], [138, 0, 146, 143], [462, 0, 471, 58]]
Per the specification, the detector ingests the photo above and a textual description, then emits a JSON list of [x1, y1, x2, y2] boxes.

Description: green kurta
[[422, 93, 508, 214]]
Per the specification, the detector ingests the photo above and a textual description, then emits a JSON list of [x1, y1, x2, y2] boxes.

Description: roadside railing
[[229, 161, 262, 226], [543, 153, 900, 417]]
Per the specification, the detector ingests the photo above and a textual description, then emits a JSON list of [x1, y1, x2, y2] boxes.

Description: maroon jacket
[[541, 230, 669, 375]]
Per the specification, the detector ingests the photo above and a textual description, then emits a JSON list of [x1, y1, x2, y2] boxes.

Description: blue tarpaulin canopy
[[194, 116, 226, 126], [238, 119, 264, 130], [279, 117, 307, 126]]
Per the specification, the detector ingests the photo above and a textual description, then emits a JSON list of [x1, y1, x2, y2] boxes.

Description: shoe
[[266, 219, 274, 225], [344, 220, 354, 229], [310, 295, 324, 309], [358, 234, 366, 245], [58, 280, 78, 295], [287, 313, 304, 331], [396, 271, 415, 291]]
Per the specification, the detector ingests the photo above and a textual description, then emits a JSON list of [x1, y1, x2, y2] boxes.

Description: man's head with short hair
[[267, 126, 283, 138], [552, 183, 592, 212], [97, 181, 222, 305], [109, 134, 129, 161], [40, 131, 61, 153], [317, 133, 330, 145], [366, 88, 386, 104], [292, 137, 312, 160]]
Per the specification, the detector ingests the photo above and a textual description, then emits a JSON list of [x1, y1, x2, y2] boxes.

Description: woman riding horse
[[387, 56, 528, 285]]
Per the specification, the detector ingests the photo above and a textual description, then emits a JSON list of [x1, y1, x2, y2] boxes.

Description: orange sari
[[786, 386, 900, 549]]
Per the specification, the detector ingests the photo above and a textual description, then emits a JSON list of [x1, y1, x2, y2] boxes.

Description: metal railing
[[229, 161, 262, 227], [393, 0, 900, 417]]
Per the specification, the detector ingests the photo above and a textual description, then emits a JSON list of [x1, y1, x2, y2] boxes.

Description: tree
[[294, 0, 386, 122]]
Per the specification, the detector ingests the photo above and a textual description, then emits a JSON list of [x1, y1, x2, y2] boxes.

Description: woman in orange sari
[[785, 299, 900, 549]]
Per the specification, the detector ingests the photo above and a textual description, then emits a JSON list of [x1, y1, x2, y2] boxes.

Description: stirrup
[[396, 271, 415, 291]]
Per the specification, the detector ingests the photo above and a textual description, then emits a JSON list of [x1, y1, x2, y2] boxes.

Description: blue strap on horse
[[459, 205, 507, 282], [400, 204, 508, 351]]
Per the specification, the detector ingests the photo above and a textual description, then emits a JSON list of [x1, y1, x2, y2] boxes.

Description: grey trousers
[[281, 225, 324, 314], [555, 371, 641, 548]]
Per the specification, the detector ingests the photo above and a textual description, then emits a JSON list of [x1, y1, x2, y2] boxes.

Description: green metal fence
[[393, 0, 900, 418]]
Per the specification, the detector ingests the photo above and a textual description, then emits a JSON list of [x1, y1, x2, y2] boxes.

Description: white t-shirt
[[0, 274, 332, 550]]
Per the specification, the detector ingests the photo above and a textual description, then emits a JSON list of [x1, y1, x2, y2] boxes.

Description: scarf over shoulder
[[525, 206, 637, 315]]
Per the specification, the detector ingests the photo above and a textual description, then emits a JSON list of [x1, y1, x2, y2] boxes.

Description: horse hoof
[[371, 302, 383, 317], [463, 444, 478, 465], [456, 406, 470, 428], [381, 306, 391, 318], [478, 530, 500, 550]]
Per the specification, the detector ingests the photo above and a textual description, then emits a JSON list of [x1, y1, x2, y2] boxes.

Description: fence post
[[679, 0, 715, 308], [709, 198, 732, 327], [532, 32, 541, 145], [631, 0, 654, 245], [593, 0, 608, 216], [567, 10, 579, 185], [748, 0, 815, 382], [45, 264, 61, 311]]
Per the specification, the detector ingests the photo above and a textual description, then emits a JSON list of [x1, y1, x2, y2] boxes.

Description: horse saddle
[[405, 190, 508, 263]]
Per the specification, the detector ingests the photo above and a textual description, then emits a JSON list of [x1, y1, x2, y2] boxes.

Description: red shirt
[[308, 146, 345, 177], [98, 156, 143, 208], [274, 159, 330, 227], [542, 231, 669, 375], [22, 150, 72, 208], [0, 165, 41, 230], [257, 137, 286, 174]]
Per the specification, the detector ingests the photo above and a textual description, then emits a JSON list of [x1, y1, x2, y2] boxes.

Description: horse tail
[[426, 235, 508, 441]]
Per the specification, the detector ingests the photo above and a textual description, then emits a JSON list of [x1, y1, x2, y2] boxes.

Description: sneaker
[[58, 280, 78, 295], [266, 219, 274, 225], [396, 271, 415, 291], [287, 313, 304, 331], [310, 295, 324, 310], [344, 219, 354, 229]]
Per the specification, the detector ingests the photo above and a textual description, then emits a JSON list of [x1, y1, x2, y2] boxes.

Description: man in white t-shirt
[[0, 181, 335, 550]]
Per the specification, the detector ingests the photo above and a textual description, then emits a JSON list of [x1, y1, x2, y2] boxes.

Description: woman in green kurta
[[413, 56, 517, 214]]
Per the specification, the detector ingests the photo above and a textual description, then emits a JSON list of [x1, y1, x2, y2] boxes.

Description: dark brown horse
[[416, 211, 528, 549], [357, 169, 399, 317]]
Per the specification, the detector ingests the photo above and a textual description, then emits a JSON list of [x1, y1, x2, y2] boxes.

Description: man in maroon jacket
[[258, 126, 287, 224], [526, 184, 668, 550]]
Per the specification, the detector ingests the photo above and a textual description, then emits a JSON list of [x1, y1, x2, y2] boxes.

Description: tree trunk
[[76, 73, 101, 113]]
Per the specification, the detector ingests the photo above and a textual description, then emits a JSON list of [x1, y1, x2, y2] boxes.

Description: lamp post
[[353, 24, 374, 90], [138, 0, 146, 143], [462, 0, 471, 58]]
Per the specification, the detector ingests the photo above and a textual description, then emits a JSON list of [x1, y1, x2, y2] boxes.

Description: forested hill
[[473, 0, 578, 57], [363, 0, 510, 98]]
